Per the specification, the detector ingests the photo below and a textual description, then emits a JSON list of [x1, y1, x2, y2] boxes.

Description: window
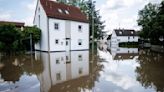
[[78, 39, 82, 46], [78, 55, 82, 61], [66, 56, 69, 61], [119, 31, 122, 34], [66, 41, 68, 46], [55, 39, 59, 44], [56, 58, 60, 64], [54, 23, 59, 30], [78, 25, 82, 32], [61, 57, 64, 61], [58, 8, 63, 13], [56, 73, 61, 80], [65, 10, 69, 14], [79, 68, 83, 75], [128, 36, 130, 40]]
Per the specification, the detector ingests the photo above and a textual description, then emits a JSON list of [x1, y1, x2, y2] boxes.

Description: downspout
[[47, 17, 50, 52], [47, 17, 53, 86]]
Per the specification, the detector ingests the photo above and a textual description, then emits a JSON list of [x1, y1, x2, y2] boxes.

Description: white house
[[110, 29, 138, 47], [34, 0, 89, 52]]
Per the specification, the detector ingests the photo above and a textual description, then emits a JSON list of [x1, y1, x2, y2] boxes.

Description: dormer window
[[119, 31, 122, 34], [58, 8, 63, 13], [65, 10, 69, 14]]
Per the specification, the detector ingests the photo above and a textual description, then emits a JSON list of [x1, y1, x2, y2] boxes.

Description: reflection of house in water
[[110, 47, 138, 60], [35, 51, 89, 92]]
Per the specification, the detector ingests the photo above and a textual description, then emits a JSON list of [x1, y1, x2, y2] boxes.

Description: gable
[[40, 0, 88, 23]]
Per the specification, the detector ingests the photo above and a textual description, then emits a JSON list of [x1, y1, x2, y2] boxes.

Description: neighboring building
[[0, 21, 25, 31], [111, 29, 138, 46], [34, 0, 89, 52]]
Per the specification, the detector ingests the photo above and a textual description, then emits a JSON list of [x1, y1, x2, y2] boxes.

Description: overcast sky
[[0, 0, 162, 33]]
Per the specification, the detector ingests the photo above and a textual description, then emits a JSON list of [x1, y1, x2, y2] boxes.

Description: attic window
[[58, 9, 63, 13], [119, 31, 122, 34], [65, 10, 69, 14]]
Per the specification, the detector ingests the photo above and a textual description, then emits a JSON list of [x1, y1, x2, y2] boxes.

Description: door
[[66, 39, 70, 51]]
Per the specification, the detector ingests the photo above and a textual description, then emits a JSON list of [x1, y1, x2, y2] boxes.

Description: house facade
[[111, 29, 138, 46], [34, 0, 89, 52]]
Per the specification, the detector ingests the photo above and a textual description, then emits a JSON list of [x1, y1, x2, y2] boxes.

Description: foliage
[[0, 24, 21, 52], [137, 1, 164, 43], [0, 24, 41, 53], [22, 26, 41, 44], [86, 0, 105, 39], [136, 49, 164, 92]]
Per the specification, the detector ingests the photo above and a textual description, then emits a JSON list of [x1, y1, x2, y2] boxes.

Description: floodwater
[[0, 44, 164, 92]]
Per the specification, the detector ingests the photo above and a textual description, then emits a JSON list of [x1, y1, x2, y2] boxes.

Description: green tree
[[137, 3, 159, 39], [137, 1, 164, 45], [0, 24, 21, 52], [154, 1, 164, 38], [0, 24, 41, 53], [86, 0, 105, 39], [22, 26, 41, 44]]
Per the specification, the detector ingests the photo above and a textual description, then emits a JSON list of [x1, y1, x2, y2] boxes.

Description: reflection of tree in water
[[49, 49, 104, 92], [0, 56, 23, 83], [0, 54, 43, 83], [136, 49, 164, 92]]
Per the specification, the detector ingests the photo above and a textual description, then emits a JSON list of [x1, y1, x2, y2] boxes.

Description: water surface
[[0, 46, 164, 92]]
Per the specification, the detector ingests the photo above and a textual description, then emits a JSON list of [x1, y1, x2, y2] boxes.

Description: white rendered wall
[[36, 50, 89, 92], [36, 52, 52, 92], [50, 52, 67, 85], [49, 18, 66, 51], [70, 21, 89, 50], [71, 51, 89, 79], [34, 1, 48, 51]]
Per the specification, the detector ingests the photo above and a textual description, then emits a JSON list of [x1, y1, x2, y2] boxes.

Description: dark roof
[[40, 0, 88, 23], [114, 29, 138, 36], [114, 53, 138, 60], [0, 21, 24, 27]]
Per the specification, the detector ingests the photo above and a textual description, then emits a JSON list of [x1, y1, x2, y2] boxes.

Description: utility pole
[[30, 33, 33, 53], [91, 0, 95, 57]]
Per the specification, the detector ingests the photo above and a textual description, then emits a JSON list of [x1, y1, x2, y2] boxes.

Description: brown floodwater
[[0, 47, 164, 92]]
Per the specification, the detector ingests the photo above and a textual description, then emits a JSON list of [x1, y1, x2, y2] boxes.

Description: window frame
[[54, 23, 59, 30], [55, 39, 59, 44], [78, 39, 82, 46], [78, 25, 82, 32]]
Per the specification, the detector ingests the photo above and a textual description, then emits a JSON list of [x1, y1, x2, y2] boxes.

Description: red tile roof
[[0, 21, 24, 27], [40, 0, 88, 23]]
